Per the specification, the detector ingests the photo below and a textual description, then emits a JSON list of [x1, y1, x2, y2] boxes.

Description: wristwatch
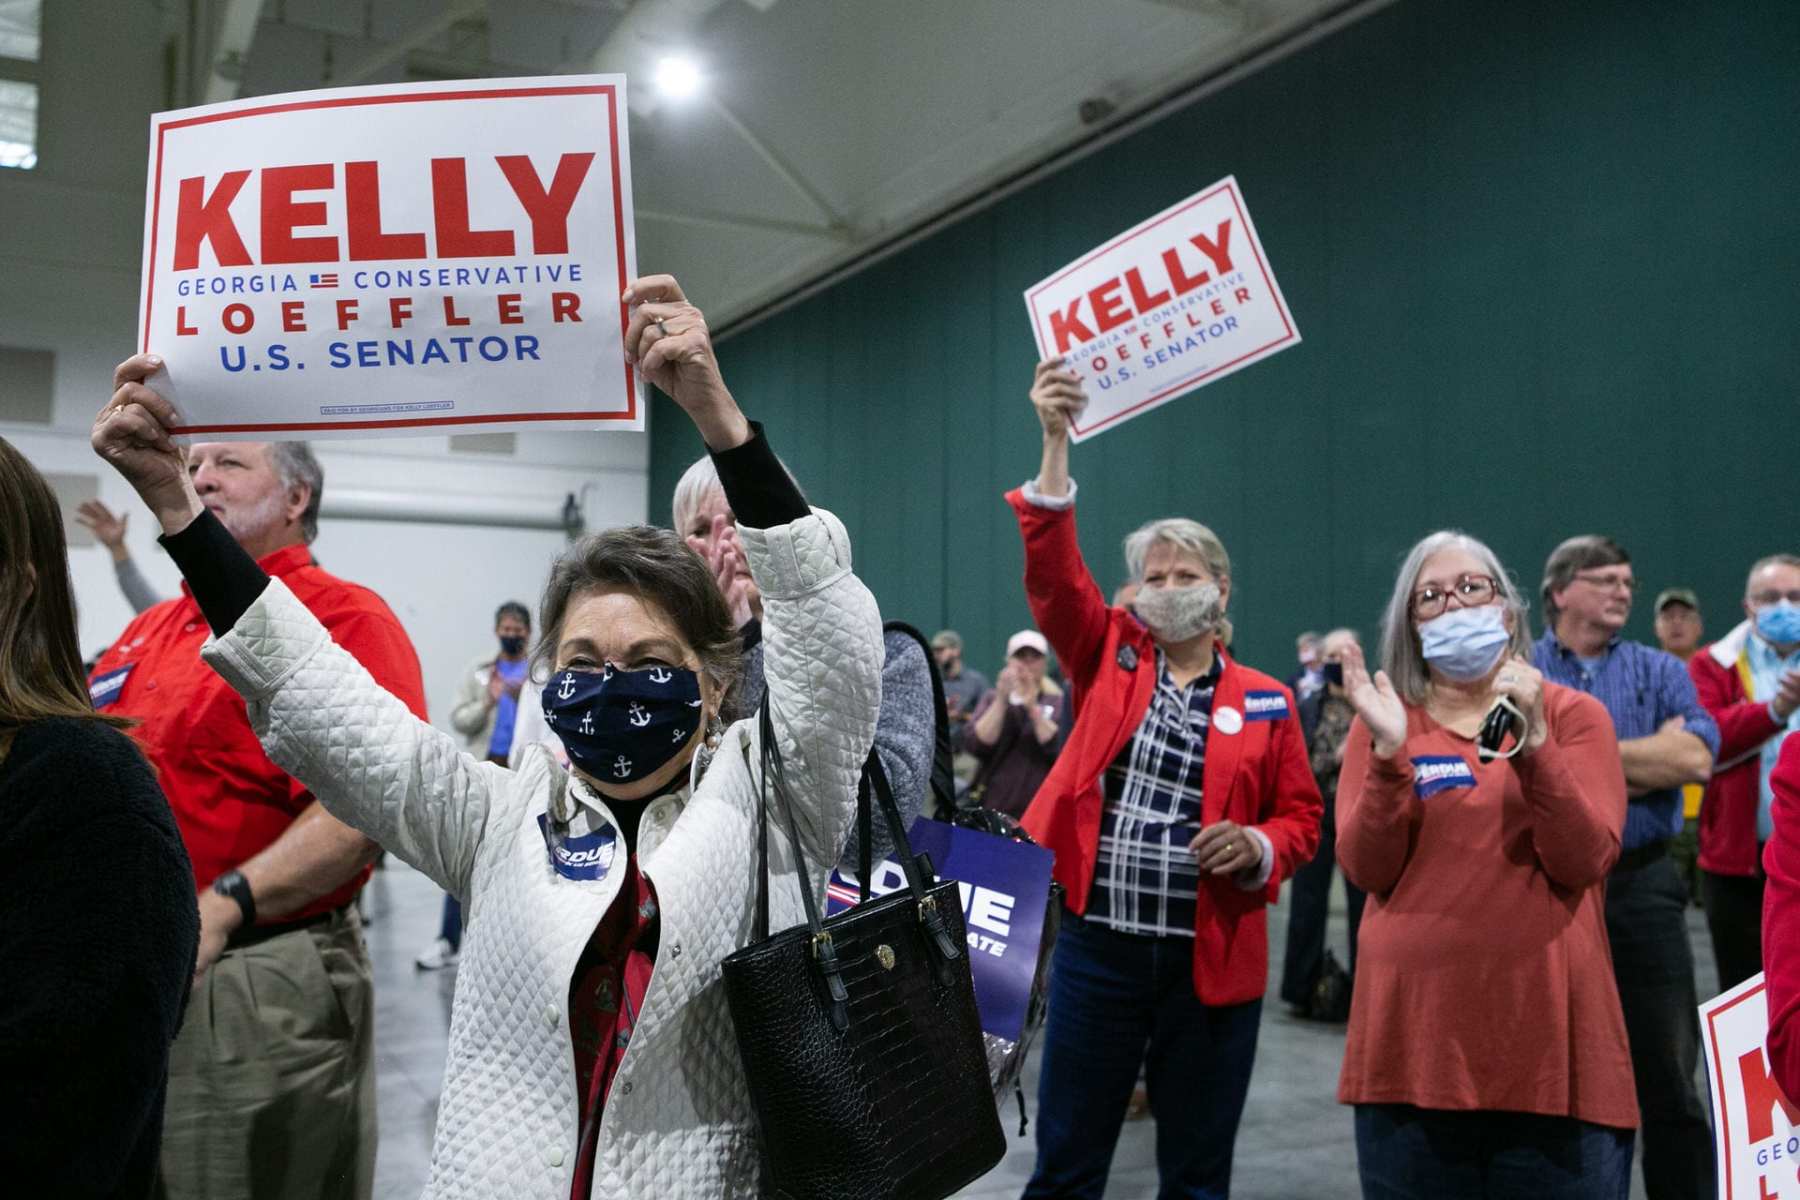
[[211, 869, 257, 929]]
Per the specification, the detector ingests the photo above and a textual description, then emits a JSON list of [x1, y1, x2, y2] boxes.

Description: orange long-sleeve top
[[1334, 682, 1639, 1130]]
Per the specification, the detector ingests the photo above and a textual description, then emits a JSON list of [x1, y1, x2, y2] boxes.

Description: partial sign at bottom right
[[1702, 973, 1800, 1198]]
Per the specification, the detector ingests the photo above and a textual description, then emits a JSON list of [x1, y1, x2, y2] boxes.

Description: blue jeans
[[438, 893, 462, 949], [1354, 1105, 1633, 1200], [1024, 912, 1261, 1200]]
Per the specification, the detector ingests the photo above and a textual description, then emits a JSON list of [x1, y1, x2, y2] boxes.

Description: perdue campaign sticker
[[88, 664, 135, 710], [537, 812, 617, 882], [1411, 755, 1477, 799], [1242, 690, 1290, 722]]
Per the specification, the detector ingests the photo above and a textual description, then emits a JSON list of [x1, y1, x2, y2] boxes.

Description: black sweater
[[0, 718, 200, 1196]]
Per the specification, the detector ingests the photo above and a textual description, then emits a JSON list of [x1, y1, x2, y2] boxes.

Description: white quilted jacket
[[201, 508, 882, 1199]]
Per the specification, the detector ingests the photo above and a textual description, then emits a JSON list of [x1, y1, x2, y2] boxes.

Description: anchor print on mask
[[542, 662, 704, 784]]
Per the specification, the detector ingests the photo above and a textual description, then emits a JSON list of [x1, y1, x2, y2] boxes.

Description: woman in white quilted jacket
[[91, 274, 884, 1198]]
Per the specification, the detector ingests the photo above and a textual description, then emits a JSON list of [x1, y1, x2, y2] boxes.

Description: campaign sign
[[826, 819, 1054, 1043], [137, 76, 639, 439], [1700, 973, 1800, 1198], [1023, 175, 1299, 442]]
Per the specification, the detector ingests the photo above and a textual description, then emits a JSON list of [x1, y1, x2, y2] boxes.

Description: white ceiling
[[221, 0, 1350, 327]]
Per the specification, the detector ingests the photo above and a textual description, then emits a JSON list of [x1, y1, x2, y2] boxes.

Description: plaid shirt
[[1087, 653, 1223, 938]]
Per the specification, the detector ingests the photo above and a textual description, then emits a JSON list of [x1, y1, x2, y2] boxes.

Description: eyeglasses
[[1410, 574, 1499, 619], [1573, 571, 1638, 593], [1751, 590, 1800, 606]]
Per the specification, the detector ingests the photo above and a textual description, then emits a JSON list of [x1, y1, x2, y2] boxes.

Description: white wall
[[1, 1, 651, 728]]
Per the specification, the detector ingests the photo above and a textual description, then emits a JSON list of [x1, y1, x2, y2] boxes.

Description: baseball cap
[[1654, 587, 1700, 614], [931, 629, 962, 650], [1006, 630, 1049, 658]]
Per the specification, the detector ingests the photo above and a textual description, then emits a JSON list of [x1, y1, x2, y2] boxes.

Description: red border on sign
[[143, 83, 638, 433], [1706, 978, 1766, 1198], [1024, 179, 1298, 439]]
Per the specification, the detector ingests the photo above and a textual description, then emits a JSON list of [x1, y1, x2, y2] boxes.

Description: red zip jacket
[[1760, 736, 1800, 1099], [1690, 622, 1787, 877], [1006, 488, 1322, 1006]]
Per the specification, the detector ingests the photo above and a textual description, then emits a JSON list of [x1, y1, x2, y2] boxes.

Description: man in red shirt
[[87, 434, 426, 1200]]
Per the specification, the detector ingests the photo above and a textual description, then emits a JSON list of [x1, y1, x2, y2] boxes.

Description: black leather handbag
[[720, 703, 1006, 1200]]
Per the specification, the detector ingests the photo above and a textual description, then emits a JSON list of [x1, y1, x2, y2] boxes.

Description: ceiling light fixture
[[654, 55, 704, 102]]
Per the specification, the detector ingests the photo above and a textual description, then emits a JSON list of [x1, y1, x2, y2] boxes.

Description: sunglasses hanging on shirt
[[1476, 695, 1528, 761]]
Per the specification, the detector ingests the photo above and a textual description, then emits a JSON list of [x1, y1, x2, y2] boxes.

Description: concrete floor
[[360, 857, 1719, 1199]]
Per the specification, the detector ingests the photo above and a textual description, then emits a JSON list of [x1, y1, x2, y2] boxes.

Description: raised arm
[[622, 275, 882, 874], [1003, 357, 1111, 686], [92, 354, 505, 901]]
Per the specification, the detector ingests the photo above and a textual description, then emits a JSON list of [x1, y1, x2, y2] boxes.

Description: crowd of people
[[0, 273, 1796, 1200]]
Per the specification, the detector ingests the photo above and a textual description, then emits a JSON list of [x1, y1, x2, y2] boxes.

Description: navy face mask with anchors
[[541, 663, 705, 784]]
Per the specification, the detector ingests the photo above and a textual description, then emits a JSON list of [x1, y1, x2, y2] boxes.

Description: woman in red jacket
[[1760, 734, 1800, 1099], [1014, 359, 1321, 1200], [1336, 530, 1636, 1199]]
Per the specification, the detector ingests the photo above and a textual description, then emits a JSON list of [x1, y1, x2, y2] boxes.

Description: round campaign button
[[1213, 706, 1243, 735]]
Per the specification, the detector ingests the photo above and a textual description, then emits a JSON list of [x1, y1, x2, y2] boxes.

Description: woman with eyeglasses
[[1335, 530, 1637, 1200]]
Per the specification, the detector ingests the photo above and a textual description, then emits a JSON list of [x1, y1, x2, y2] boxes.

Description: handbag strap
[[859, 750, 964, 964], [750, 699, 964, 1025]]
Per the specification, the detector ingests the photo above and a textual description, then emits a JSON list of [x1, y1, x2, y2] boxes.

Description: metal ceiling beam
[[203, 0, 264, 103], [703, 93, 847, 231], [637, 206, 850, 242], [327, 0, 485, 86]]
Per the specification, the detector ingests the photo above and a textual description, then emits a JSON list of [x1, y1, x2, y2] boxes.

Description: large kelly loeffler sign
[[1023, 175, 1299, 442], [136, 76, 639, 439]]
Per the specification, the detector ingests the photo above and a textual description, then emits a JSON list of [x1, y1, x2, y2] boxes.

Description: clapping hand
[[1341, 642, 1406, 757], [1490, 657, 1548, 753], [687, 513, 757, 628], [1776, 669, 1800, 721]]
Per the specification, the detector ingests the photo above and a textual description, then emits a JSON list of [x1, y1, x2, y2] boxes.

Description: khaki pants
[[157, 907, 376, 1200]]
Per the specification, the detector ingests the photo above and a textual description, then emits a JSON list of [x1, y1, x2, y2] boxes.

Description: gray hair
[[267, 442, 323, 544], [671, 450, 802, 538], [1321, 627, 1361, 650], [1748, 554, 1800, 595], [1540, 535, 1629, 624], [1123, 517, 1234, 646], [671, 454, 722, 539], [1379, 530, 1533, 704]]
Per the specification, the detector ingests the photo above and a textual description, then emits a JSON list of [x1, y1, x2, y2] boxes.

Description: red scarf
[[567, 856, 659, 1198]]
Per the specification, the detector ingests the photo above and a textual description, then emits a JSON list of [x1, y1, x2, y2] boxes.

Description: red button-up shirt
[[86, 542, 427, 918]]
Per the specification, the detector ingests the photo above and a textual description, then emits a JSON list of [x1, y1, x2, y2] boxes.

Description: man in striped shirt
[[1534, 535, 1719, 1200]]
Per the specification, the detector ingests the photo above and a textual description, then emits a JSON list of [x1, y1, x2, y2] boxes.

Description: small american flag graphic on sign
[[309, 273, 339, 289]]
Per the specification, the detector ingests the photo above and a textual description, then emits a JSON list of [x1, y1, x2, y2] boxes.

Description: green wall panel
[[651, 0, 1800, 679]]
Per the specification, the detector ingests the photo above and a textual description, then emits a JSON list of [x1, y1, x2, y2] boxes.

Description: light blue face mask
[[1417, 605, 1511, 682], [1755, 601, 1800, 647]]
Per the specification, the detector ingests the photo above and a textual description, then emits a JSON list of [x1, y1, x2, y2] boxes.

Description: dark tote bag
[[720, 702, 1006, 1200]]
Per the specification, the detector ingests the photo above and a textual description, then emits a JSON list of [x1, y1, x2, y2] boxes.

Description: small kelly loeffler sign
[[136, 76, 640, 439], [1023, 175, 1300, 443]]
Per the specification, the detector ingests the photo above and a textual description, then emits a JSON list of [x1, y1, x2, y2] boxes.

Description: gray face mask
[[1133, 582, 1224, 643]]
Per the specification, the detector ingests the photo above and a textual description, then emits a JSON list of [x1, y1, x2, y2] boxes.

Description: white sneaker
[[415, 937, 460, 970]]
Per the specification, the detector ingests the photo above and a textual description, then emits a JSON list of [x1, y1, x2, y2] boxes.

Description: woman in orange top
[[1336, 530, 1637, 1199]]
